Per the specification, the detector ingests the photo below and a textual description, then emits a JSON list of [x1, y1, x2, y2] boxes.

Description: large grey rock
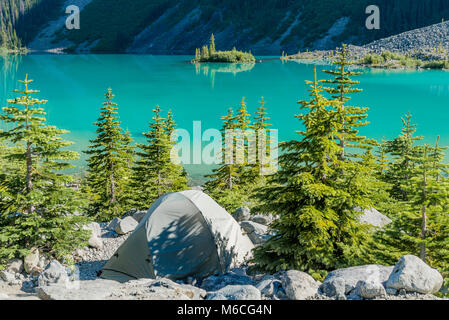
[[207, 285, 261, 300], [250, 215, 272, 226], [38, 279, 122, 300], [132, 211, 147, 223], [38, 260, 69, 287], [6, 260, 22, 275], [232, 207, 251, 222], [386, 255, 443, 294], [115, 216, 138, 235], [201, 270, 254, 292], [354, 207, 392, 228], [6, 259, 23, 274], [84, 222, 101, 237], [256, 275, 286, 300], [323, 265, 394, 294], [38, 278, 205, 300], [281, 270, 321, 300], [320, 277, 346, 299], [24, 248, 40, 274], [240, 221, 270, 245], [355, 279, 387, 299], [83, 222, 103, 250], [0, 270, 15, 284], [107, 217, 121, 231]]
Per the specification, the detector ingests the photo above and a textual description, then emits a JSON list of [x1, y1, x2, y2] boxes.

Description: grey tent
[[100, 190, 255, 282]]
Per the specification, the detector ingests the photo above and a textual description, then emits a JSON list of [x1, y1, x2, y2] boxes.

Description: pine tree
[[204, 107, 244, 212], [375, 136, 449, 273], [201, 45, 209, 60], [383, 113, 424, 201], [251, 67, 375, 278], [84, 89, 133, 221], [130, 106, 187, 210], [322, 44, 374, 160], [253, 96, 273, 175], [209, 34, 216, 55], [0, 75, 89, 265]]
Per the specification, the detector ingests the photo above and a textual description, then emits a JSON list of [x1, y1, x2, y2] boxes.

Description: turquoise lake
[[1, 54, 449, 182]]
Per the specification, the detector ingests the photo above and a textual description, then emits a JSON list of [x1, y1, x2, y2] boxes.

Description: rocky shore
[[0, 206, 446, 301], [284, 21, 449, 69]]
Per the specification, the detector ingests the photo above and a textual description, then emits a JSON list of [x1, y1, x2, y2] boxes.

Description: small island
[[192, 34, 255, 63]]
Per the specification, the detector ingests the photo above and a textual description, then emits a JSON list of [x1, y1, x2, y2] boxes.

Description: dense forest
[[0, 0, 62, 51], [4, 0, 449, 53]]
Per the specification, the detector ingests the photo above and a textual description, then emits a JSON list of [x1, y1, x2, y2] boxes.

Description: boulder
[[322, 265, 394, 294], [24, 248, 40, 274], [320, 277, 346, 300], [256, 275, 286, 300], [232, 207, 251, 222], [6, 259, 23, 274], [281, 270, 321, 300], [38, 260, 69, 287], [38, 256, 49, 269], [0, 293, 9, 300], [0, 270, 15, 284], [354, 279, 386, 299], [107, 217, 121, 231], [250, 215, 272, 226], [38, 279, 121, 300], [38, 278, 205, 300], [240, 221, 270, 245], [354, 207, 392, 228], [115, 216, 138, 235], [88, 235, 103, 250], [84, 222, 102, 237], [207, 285, 261, 300], [386, 255, 443, 294], [132, 211, 147, 223], [201, 270, 254, 292]]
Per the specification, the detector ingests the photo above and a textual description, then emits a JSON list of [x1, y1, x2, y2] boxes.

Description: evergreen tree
[[251, 67, 375, 278], [375, 136, 449, 274], [84, 89, 133, 221], [322, 44, 374, 160], [204, 107, 244, 212], [201, 45, 209, 60], [383, 113, 424, 201], [209, 34, 216, 55], [0, 75, 89, 265], [253, 96, 273, 175], [130, 106, 187, 210]]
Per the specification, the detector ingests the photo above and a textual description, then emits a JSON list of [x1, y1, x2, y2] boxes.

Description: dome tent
[[100, 190, 255, 282]]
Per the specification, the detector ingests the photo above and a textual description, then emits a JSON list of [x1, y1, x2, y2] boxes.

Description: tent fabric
[[100, 190, 254, 283]]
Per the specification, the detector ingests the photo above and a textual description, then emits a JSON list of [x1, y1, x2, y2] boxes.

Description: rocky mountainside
[[14, 0, 449, 54]]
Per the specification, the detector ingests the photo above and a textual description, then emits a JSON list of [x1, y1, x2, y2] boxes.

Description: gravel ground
[[75, 225, 129, 281]]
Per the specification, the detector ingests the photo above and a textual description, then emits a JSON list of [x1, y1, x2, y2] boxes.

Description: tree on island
[[192, 34, 255, 63], [84, 89, 134, 221], [0, 75, 89, 266], [250, 67, 378, 279], [129, 106, 187, 210]]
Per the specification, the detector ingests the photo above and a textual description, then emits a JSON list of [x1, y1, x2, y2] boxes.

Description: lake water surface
[[1, 54, 448, 182]]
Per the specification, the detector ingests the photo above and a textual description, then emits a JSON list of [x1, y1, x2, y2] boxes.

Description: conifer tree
[[204, 107, 244, 212], [375, 136, 449, 272], [130, 106, 187, 210], [0, 75, 89, 265], [84, 89, 133, 221], [322, 44, 373, 160], [251, 67, 375, 278], [253, 96, 273, 175], [209, 34, 216, 55], [201, 46, 209, 60], [382, 113, 423, 201]]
